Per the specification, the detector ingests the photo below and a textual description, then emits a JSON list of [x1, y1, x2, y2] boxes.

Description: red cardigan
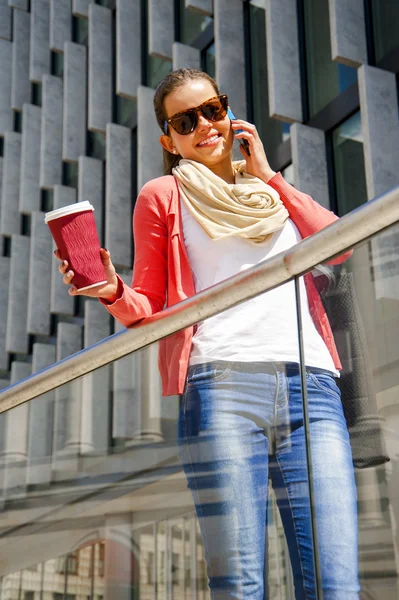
[[101, 172, 349, 396]]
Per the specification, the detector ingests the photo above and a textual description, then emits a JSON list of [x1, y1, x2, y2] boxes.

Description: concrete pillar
[[27, 211, 52, 335], [27, 343, 56, 485], [185, 0, 212, 15], [265, 0, 302, 122], [105, 123, 132, 269], [0, 39, 13, 134], [20, 103, 42, 214], [88, 4, 112, 133], [148, 0, 173, 60], [52, 322, 82, 479], [0, 131, 22, 236], [72, 0, 90, 18], [112, 273, 142, 442], [359, 65, 399, 302], [291, 123, 330, 210], [50, 0, 71, 53], [62, 42, 87, 162], [116, 0, 141, 99], [81, 300, 111, 454], [358, 65, 399, 201], [6, 235, 30, 355], [104, 514, 134, 600], [11, 8, 31, 111], [139, 343, 163, 441], [30, 0, 51, 83], [2, 361, 32, 494], [0, 1, 12, 40], [214, 0, 247, 119], [328, 0, 367, 67], [40, 74, 63, 190], [0, 257, 10, 371], [137, 86, 163, 190], [172, 42, 201, 70], [78, 156, 104, 245], [9, 0, 28, 9]]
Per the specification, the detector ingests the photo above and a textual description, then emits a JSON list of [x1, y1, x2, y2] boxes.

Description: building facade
[[0, 0, 399, 598]]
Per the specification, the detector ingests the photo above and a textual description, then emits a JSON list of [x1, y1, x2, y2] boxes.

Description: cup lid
[[44, 201, 94, 224]]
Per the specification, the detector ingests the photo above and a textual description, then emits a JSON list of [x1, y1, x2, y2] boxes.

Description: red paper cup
[[45, 201, 107, 291]]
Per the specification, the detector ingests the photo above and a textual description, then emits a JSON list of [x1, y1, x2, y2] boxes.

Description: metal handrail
[[1, 185, 399, 413]]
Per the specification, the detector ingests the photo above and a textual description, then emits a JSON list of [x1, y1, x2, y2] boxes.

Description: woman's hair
[[153, 68, 220, 176]]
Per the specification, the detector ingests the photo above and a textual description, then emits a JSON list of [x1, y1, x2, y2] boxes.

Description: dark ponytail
[[153, 68, 220, 176]]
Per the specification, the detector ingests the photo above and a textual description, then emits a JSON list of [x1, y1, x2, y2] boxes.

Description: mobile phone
[[227, 107, 251, 156]]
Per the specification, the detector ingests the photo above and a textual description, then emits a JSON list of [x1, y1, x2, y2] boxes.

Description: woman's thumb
[[100, 248, 116, 278]]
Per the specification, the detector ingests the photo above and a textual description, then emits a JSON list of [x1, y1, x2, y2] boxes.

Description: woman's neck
[[207, 157, 236, 184]]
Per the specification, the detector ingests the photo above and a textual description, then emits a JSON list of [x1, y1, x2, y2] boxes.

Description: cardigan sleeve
[[99, 181, 170, 328], [268, 172, 351, 265]]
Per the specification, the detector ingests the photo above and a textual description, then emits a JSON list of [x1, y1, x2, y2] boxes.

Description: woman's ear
[[159, 135, 178, 154]]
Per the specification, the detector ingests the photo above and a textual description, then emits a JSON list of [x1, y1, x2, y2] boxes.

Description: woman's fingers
[[54, 247, 119, 299], [62, 270, 74, 285], [100, 248, 117, 284], [58, 259, 69, 274]]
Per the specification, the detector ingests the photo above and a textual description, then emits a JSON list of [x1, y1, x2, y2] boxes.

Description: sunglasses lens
[[201, 97, 228, 122], [167, 96, 228, 135], [170, 111, 196, 135]]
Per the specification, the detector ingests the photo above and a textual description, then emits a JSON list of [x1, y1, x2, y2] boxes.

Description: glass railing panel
[[0, 282, 317, 598], [297, 221, 399, 599]]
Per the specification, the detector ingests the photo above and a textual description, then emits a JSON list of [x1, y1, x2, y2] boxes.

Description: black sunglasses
[[163, 94, 229, 135]]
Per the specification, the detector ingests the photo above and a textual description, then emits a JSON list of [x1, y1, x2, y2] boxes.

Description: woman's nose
[[197, 113, 212, 130]]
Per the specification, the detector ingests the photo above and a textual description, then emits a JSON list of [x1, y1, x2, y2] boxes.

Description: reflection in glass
[[248, 2, 287, 154], [179, 0, 212, 46], [115, 96, 137, 129], [371, 0, 399, 62], [72, 15, 89, 46], [299, 224, 399, 598], [147, 56, 172, 89], [202, 42, 215, 78], [304, 0, 357, 117], [87, 130, 106, 160], [5, 173, 399, 598], [333, 111, 367, 216]]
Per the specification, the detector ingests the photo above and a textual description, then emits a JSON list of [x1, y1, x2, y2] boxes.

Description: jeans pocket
[[186, 362, 231, 390], [307, 371, 342, 402]]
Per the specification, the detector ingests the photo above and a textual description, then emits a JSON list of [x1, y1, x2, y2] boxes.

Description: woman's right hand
[[55, 248, 120, 302]]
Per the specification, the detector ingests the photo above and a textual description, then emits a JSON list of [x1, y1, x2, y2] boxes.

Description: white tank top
[[180, 199, 338, 374]]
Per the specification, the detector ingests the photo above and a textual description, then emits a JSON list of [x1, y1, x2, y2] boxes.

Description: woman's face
[[160, 79, 234, 168]]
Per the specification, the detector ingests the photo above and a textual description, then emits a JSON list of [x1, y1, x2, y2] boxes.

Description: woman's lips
[[196, 134, 221, 147]]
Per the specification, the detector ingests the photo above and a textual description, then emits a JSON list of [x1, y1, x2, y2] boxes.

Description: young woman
[[56, 69, 359, 599]]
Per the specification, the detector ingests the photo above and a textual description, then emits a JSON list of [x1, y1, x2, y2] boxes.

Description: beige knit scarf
[[172, 159, 289, 244]]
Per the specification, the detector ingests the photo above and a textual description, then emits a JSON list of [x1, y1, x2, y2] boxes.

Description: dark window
[[371, 0, 399, 62], [147, 56, 172, 89], [202, 42, 215, 78], [32, 82, 42, 106], [55, 552, 79, 575], [115, 96, 137, 129], [72, 15, 89, 46], [178, 0, 212, 46], [51, 51, 64, 77], [332, 112, 367, 216], [63, 162, 79, 189], [87, 131, 106, 160], [303, 0, 357, 118]]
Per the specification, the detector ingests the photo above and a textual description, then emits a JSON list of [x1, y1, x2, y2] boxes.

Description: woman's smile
[[196, 133, 222, 148]]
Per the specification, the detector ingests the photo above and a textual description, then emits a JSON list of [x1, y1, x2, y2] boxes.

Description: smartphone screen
[[227, 108, 251, 156]]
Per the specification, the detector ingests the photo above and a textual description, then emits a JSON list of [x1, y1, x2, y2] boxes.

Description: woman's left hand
[[231, 119, 276, 184]]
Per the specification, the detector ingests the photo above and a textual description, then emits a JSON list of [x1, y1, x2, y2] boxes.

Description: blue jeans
[[177, 361, 359, 599]]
